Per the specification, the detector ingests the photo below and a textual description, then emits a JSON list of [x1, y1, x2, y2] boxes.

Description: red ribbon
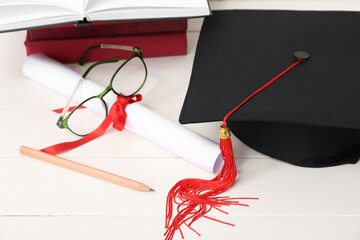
[[52, 105, 86, 114], [41, 94, 142, 155]]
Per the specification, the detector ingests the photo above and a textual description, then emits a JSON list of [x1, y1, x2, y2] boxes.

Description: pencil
[[19, 146, 154, 192]]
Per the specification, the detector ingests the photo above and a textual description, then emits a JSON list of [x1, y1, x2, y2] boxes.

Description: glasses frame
[[56, 44, 147, 137]]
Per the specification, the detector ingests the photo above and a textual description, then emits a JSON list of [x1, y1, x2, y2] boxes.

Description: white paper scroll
[[23, 54, 223, 173]]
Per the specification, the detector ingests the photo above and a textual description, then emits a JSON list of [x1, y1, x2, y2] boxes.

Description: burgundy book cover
[[24, 20, 187, 63], [28, 20, 188, 40]]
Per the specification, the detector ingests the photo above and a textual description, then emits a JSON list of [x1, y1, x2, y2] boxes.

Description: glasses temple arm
[[78, 45, 102, 65], [79, 44, 141, 65]]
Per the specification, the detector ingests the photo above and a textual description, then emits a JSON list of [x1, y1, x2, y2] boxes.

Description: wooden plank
[[0, 156, 359, 216], [0, 216, 359, 240]]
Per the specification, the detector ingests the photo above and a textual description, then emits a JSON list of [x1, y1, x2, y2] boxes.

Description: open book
[[0, 0, 211, 33]]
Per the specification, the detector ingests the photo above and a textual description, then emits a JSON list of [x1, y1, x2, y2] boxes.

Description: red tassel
[[164, 58, 306, 239], [164, 126, 258, 240]]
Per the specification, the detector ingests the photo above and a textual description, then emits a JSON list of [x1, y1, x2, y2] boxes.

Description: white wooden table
[[0, 1, 359, 239]]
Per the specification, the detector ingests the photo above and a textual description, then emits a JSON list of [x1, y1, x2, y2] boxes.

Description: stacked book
[[0, 0, 211, 63], [25, 20, 188, 63]]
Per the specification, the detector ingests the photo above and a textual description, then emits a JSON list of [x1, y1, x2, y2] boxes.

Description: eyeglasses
[[56, 44, 147, 137]]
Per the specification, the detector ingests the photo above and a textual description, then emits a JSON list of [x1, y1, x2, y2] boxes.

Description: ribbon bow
[[42, 94, 142, 155], [111, 94, 142, 131]]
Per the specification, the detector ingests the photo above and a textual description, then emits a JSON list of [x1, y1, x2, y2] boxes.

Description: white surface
[[0, 1, 360, 240], [23, 54, 223, 173]]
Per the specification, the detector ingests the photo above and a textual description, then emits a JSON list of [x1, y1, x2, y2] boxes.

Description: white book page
[[0, 0, 85, 13], [0, 0, 84, 32], [84, 0, 210, 21]]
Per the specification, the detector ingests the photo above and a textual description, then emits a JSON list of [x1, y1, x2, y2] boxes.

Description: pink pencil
[[20, 146, 154, 192]]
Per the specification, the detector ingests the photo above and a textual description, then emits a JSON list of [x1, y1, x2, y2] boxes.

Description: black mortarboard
[[179, 10, 360, 168]]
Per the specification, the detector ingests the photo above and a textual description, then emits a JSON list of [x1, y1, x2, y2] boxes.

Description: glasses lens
[[112, 56, 146, 96], [67, 97, 106, 136]]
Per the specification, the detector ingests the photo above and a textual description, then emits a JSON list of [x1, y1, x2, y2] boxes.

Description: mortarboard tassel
[[165, 53, 308, 240]]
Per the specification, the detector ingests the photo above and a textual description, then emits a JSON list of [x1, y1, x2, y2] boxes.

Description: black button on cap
[[294, 51, 310, 60]]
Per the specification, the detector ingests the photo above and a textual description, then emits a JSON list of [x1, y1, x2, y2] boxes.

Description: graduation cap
[[165, 10, 360, 239], [180, 10, 360, 168]]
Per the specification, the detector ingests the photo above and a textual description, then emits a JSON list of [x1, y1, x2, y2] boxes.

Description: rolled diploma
[[23, 54, 224, 173]]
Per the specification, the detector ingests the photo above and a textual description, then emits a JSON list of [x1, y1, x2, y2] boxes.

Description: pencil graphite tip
[[149, 188, 155, 192]]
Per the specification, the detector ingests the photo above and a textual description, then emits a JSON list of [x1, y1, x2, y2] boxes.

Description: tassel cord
[[222, 59, 304, 127]]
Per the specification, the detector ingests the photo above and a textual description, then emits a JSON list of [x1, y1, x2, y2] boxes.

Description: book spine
[[27, 20, 187, 41], [24, 31, 187, 63]]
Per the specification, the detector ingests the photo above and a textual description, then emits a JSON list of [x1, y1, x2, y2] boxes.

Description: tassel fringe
[[164, 130, 258, 240]]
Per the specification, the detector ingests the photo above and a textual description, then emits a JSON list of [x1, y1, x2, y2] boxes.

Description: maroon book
[[25, 20, 187, 63], [27, 20, 188, 40]]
